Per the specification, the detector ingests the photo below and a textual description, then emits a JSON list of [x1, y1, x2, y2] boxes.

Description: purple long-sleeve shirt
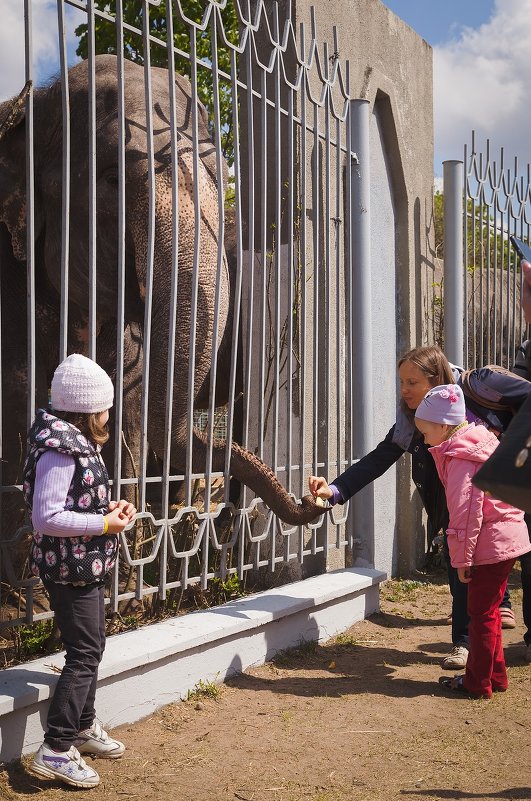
[[328, 484, 342, 505], [31, 450, 106, 537]]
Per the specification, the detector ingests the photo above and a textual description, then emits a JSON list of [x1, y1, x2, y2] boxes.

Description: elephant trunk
[[194, 430, 325, 525], [230, 442, 325, 525]]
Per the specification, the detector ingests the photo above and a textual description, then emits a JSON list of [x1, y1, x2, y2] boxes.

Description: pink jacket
[[429, 423, 531, 568]]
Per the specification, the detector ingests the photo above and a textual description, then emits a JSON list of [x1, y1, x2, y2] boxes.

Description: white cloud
[[0, 0, 81, 103], [434, 0, 531, 174]]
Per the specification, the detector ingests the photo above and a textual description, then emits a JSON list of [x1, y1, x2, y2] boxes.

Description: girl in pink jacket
[[415, 384, 531, 699]]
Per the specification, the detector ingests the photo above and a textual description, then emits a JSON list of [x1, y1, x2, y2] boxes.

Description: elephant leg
[[96, 320, 142, 508], [0, 225, 60, 586]]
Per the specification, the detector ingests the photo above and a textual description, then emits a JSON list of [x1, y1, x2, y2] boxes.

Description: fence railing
[[0, 1, 364, 632], [461, 132, 531, 368]]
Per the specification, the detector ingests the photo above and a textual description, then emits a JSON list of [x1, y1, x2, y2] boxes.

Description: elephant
[[0, 53, 322, 543]]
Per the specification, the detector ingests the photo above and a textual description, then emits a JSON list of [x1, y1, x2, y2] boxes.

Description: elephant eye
[[103, 169, 119, 187]]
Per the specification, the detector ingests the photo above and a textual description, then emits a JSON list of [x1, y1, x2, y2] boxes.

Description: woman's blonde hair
[[398, 345, 455, 417], [59, 411, 109, 447]]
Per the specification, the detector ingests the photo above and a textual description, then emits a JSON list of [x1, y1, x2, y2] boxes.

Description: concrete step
[[0, 566, 385, 764]]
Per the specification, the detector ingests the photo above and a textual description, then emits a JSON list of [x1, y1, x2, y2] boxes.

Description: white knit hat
[[51, 354, 114, 414]]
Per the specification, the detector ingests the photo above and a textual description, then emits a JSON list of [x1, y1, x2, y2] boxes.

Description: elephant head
[[0, 54, 322, 526]]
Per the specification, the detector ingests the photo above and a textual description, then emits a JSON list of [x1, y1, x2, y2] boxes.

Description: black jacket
[[332, 424, 448, 546], [332, 364, 531, 549], [513, 339, 531, 380]]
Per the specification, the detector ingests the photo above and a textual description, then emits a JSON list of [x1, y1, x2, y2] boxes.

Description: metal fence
[[446, 132, 531, 369], [0, 1, 364, 631]]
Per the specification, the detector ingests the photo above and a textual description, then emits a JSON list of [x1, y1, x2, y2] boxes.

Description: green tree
[[434, 191, 512, 269], [433, 189, 443, 259], [75, 0, 239, 165]]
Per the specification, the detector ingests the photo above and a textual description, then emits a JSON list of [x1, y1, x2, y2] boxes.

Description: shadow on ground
[[0, 759, 52, 795], [400, 788, 531, 799], [227, 637, 451, 700]]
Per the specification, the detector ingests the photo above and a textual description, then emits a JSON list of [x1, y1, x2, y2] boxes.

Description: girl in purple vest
[[23, 354, 136, 788]]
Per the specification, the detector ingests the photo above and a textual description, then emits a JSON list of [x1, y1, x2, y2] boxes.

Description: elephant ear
[[0, 94, 30, 262], [173, 72, 228, 194]]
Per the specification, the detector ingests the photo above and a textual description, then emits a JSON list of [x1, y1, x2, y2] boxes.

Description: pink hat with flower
[[415, 384, 466, 425]]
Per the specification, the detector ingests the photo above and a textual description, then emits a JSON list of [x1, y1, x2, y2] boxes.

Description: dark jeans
[[444, 544, 470, 647], [44, 581, 106, 752], [521, 544, 531, 645]]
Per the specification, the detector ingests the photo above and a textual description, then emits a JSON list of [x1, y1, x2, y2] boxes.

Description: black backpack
[[458, 365, 531, 433]]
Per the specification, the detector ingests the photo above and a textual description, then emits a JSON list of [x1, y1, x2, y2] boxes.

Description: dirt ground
[[1, 568, 530, 801]]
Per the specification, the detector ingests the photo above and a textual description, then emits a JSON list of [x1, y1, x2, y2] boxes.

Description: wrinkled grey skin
[[0, 217, 142, 572], [0, 55, 321, 527]]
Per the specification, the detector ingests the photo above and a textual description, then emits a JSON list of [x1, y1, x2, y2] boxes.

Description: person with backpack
[[309, 346, 531, 669], [502, 340, 531, 662], [513, 338, 531, 380], [520, 260, 531, 325]]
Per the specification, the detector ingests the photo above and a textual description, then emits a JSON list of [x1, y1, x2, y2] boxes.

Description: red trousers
[[464, 558, 516, 698]]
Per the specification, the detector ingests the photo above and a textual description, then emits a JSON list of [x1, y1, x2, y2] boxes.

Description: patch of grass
[[383, 579, 425, 603], [272, 638, 318, 665], [335, 632, 358, 647], [187, 678, 222, 701], [334, 632, 382, 648], [209, 574, 245, 605], [18, 620, 56, 657]]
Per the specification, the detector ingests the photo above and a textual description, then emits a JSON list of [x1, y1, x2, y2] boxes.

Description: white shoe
[[31, 743, 100, 788], [441, 645, 469, 670], [500, 607, 516, 629], [75, 719, 125, 759]]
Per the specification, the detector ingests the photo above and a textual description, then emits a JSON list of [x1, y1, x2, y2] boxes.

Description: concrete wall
[[369, 102, 398, 577], [284, 0, 435, 574]]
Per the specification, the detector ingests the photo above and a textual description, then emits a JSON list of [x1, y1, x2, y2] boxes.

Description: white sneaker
[[75, 719, 125, 759], [31, 743, 100, 788], [441, 644, 469, 670], [500, 607, 516, 629]]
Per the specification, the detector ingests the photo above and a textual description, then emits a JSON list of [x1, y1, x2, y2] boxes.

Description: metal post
[[349, 98, 374, 565], [24, 0, 35, 427], [350, 100, 373, 455], [443, 160, 464, 366]]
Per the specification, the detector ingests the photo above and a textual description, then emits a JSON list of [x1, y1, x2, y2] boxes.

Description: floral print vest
[[23, 408, 118, 584]]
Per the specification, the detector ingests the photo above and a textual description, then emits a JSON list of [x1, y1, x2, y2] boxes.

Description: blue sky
[[382, 1, 495, 46], [383, 0, 531, 177]]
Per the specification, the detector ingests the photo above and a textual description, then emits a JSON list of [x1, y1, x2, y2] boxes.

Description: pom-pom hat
[[51, 354, 114, 414], [415, 384, 466, 426]]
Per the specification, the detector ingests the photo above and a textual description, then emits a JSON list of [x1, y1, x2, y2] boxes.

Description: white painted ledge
[[0, 567, 385, 764]]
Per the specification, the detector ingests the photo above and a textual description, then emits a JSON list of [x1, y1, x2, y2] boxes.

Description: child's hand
[[108, 499, 137, 522], [308, 475, 333, 500], [457, 566, 473, 583], [105, 502, 137, 534]]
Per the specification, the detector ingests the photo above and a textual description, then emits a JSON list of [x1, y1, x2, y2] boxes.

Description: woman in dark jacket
[[309, 346, 531, 669]]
